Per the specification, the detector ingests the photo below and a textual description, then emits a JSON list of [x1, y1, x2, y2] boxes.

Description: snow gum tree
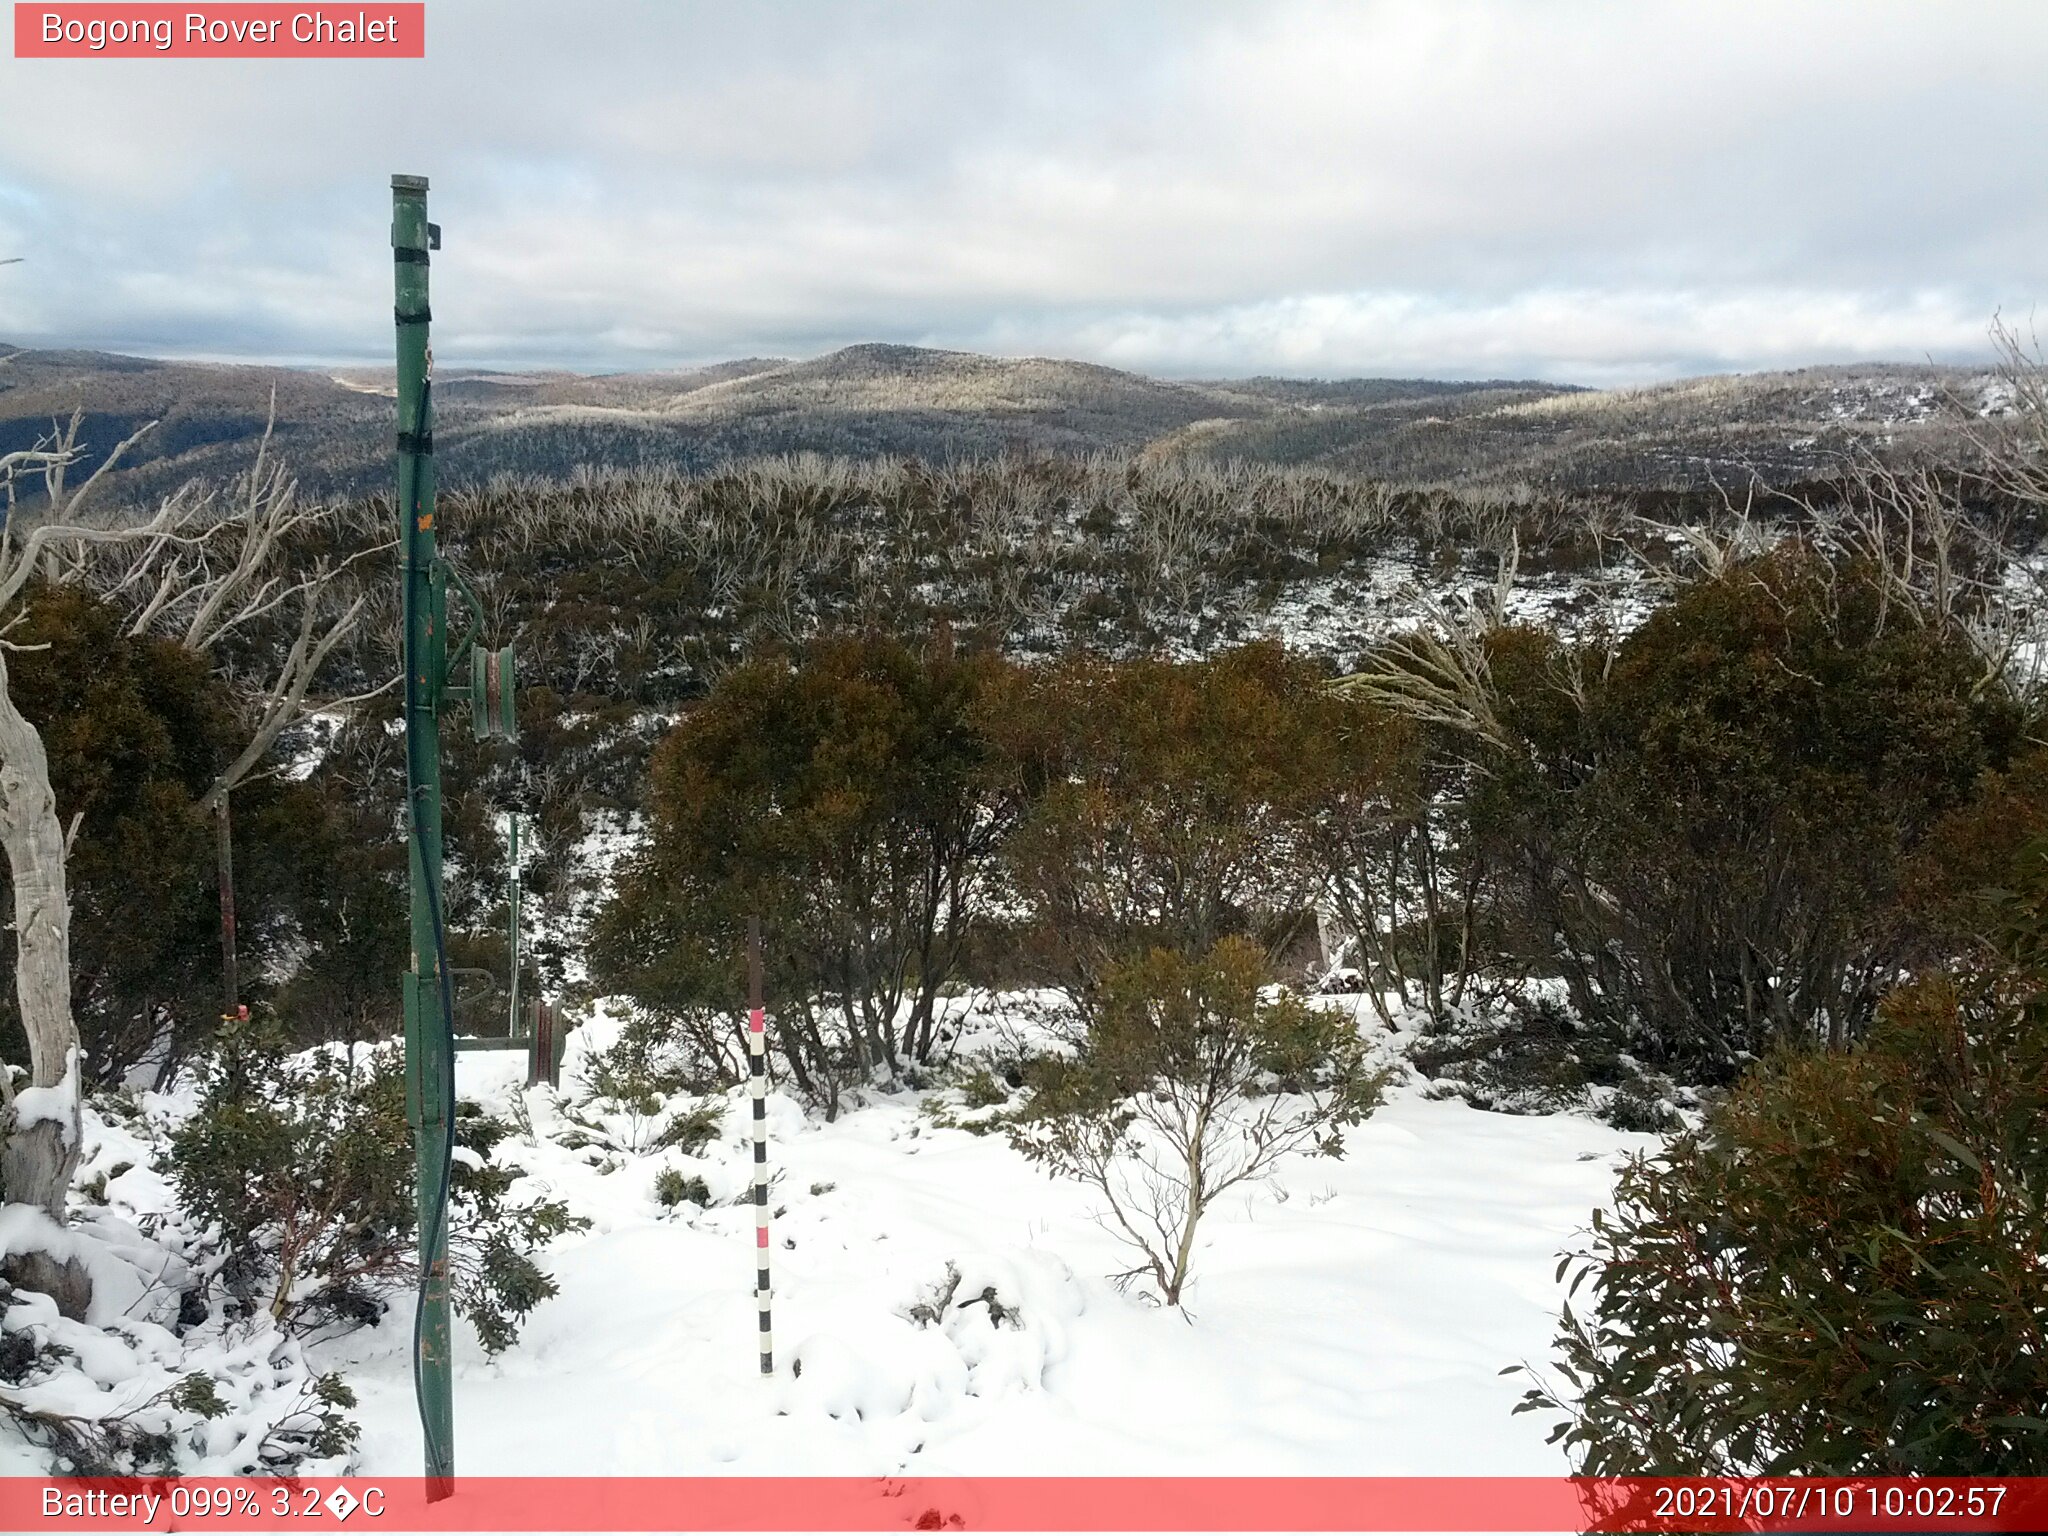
[[0, 418, 162, 1227], [1009, 936, 1387, 1306]]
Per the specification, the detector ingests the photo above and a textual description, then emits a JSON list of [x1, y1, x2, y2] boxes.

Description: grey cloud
[[0, 0, 2042, 382]]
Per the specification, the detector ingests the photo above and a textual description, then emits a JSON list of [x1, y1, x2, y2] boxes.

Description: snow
[[0, 1085, 362, 1479], [13, 1045, 80, 1142], [553, 811, 647, 986], [280, 708, 352, 782], [290, 1001, 1658, 1479], [0, 1204, 157, 1327], [0, 989, 1658, 1486]]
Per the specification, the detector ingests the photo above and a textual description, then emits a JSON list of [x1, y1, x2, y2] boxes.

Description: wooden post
[[506, 813, 520, 1042], [216, 794, 238, 1017], [528, 999, 554, 1089]]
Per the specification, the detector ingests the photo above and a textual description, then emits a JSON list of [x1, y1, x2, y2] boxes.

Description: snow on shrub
[[0, 1098, 357, 1476]]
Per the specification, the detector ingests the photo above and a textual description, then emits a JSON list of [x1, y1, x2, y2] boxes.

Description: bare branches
[[24, 404, 396, 806], [0, 398, 392, 825], [0, 480, 211, 618], [1759, 446, 2048, 706], [1, 409, 161, 550], [1642, 471, 1772, 588], [1951, 314, 2048, 512]]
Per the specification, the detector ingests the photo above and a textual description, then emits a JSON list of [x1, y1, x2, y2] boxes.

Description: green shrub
[[0, 586, 328, 1083], [1515, 962, 2048, 1471], [958, 1068, 1010, 1109], [1470, 549, 2024, 1074], [592, 633, 1016, 1107], [995, 642, 1412, 1018], [1903, 742, 2048, 960], [1010, 937, 1387, 1305], [653, 1102, 724, 1156], [652, 1168, 711, 1209], [171, 1021, 585, 1354], [1411, 996, 1593, 1114], [1599, 1079, 1683, 1134], [562, 1011, 726, 1155]]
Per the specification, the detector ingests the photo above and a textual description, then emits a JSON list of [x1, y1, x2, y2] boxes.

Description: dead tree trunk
[[0, 651, 81, 1218]]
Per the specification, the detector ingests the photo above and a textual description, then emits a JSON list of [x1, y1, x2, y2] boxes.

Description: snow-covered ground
[[4, 993, 1659, 1486], [276, 1005, 1657, 1479]]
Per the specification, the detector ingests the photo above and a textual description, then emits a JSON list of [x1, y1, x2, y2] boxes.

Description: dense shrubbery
[[1350, 545, 2033, 1080], [0, 587, 381, 1085], [592, 636, 1410, 1111], [1514, 910, 2048, 1472], [591, 633, 1015, 1112], [993, 643, 1410, 1019], [598, 534, 2035, 1113], [171, 1021, 584, 1352], [1523, 549, 2019, 1063], [11, 365, 2044, 1475]]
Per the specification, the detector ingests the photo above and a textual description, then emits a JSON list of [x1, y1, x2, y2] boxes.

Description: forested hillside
[[4, 340, 2021, 509]]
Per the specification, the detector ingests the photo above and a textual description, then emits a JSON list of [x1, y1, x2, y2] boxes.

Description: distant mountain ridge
[[0, 340, 2006, 508]]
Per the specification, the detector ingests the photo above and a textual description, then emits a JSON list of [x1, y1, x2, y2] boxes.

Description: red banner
[[12, 4, 424, 58], [6, 1477, 2046, 1533]]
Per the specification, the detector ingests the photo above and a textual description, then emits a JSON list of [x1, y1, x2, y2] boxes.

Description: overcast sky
[[2, 1, 2044, 384]]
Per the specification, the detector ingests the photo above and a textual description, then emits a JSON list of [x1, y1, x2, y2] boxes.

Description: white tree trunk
[[0, 651, 81, 1219]]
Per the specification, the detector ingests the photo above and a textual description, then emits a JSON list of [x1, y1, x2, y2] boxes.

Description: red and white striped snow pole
[[747, 916, 772, 1375]]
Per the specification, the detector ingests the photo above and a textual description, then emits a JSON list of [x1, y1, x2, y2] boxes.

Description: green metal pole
[[393, 172, 454, 1497]]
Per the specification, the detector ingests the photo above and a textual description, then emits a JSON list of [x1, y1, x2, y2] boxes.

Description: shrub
[[1599, 1079, 1684, 1134], [1473, 549, 2024, 1074], [171, 1021, 585, 1353], [562, 1011, 726, 1155], [445, 1107, 590, 1355], [1409, 994, 1646, 1118], [170, 1025, 413, 1324], [958, 1068, 1010, 1109], [0, 586, 330, 1084], [1009, 937, 1387, 1305], [1515, 960, 2048, 1472], [653, 1169, 711, 1209], [653, 1103, 725, 1156], [592, 632, 1015, 1109], [1903, 742, 2048, 960], [996, 642, 1408, 1018]]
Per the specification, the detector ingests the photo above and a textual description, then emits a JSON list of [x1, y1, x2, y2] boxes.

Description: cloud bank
[[1, 0, 2041, 383]]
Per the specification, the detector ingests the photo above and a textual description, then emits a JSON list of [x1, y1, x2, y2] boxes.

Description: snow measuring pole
[[748, 916, 774, 1374], [393, 173, 517, 1498]]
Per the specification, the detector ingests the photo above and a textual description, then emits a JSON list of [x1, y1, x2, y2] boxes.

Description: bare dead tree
[[74, 404, 395, 1017], [1956, 314, 2048, 512], [1760, 446, 2047, 708]]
